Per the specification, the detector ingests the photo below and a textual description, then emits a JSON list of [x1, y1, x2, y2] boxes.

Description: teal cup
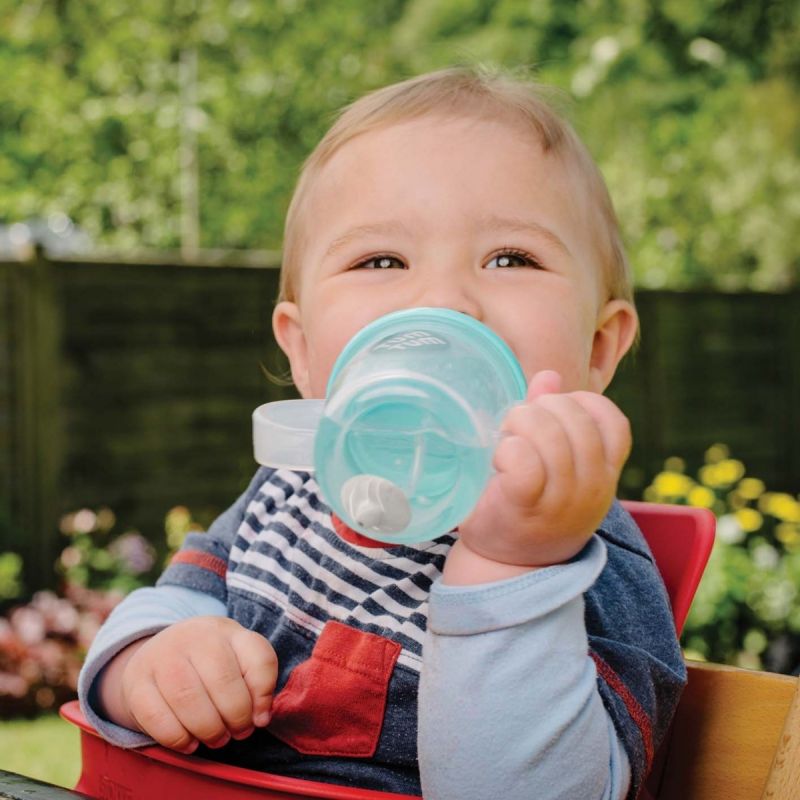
[[253, 308, 527, 544]]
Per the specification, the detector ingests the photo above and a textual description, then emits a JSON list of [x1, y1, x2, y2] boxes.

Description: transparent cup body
[[314, 308, 527, 544]]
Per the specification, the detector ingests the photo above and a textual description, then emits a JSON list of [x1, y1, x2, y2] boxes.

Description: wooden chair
[[649, 660, 800, 800]]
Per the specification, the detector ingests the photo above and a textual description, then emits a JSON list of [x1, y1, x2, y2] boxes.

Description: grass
[[0, 714, 81, 788]]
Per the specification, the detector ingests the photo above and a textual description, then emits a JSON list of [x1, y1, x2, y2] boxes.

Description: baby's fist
[[118, 616, 278, 753], [458, 371, 631, 569]]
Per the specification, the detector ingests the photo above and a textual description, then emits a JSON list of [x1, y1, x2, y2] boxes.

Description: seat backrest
[[621, 500, 716, 634], [653, 661, 800, 800]]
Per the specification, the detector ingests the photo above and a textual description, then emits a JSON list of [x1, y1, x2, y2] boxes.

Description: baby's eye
[[485, 250, 543, 270], [352, 255, 406, 270]]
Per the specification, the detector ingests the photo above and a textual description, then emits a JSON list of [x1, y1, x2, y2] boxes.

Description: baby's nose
[[415, 276, 482, 320]]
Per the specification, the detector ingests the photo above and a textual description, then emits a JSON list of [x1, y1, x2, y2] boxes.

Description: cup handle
[[252, 399, 324, 472]]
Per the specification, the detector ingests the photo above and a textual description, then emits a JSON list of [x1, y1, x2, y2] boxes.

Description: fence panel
[[609, 291, 798, 495], [0, 267, 13, 541], [1, 256, 798, 591], [1, 257, 293, 591]]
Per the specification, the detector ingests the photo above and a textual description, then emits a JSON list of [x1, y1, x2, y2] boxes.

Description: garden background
[[1, 0, 799, 787]]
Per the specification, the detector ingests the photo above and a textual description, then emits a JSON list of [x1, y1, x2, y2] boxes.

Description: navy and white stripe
[[227, 469, 454, 672]]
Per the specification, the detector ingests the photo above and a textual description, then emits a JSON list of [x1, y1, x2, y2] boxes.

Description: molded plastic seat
[[621, 500, 715, 634], [63, 501, 717, 799]]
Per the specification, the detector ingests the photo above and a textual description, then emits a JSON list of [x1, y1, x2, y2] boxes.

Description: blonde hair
[[279, 65, 633, 305]]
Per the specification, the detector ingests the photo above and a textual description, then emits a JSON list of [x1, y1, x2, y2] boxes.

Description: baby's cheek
[[309, 368, 332, 399], [302, 341, 336, 398]]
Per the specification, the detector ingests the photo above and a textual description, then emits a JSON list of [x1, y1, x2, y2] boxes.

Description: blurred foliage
[[1, 0, 798, 288], [0, 585, 117, 717], [645, 444, 800, 673], [0, 502, 204, 717], [55, 505, 158, 594], [0, 552, 23, 600]]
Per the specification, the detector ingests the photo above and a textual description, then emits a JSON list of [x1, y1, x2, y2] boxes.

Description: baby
[[79, 67, 685, 800]]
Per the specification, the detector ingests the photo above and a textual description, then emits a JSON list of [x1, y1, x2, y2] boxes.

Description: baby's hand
[[100, 616, 278, 753], [452, 370, 631, 576]]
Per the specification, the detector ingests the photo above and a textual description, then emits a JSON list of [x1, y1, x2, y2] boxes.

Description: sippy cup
[[252, 308, 527, 545]]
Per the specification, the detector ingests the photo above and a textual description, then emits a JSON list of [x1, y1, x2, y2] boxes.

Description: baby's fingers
[[188, 640, 261, 742], [230, 628, 279, 728], [570, 392, 632, 470], [151, 657, 231, 748], [534, 394, 607, 488], [496, 402, 573, 508], [492, 432, 547, 508], [525, 369, 562, 401], [126, 681, 198, 754]]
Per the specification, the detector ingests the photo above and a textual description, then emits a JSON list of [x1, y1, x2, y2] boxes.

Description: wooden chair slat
[[653, 661, 799, 800]]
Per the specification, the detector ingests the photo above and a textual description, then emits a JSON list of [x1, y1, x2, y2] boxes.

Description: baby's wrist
[[442, 539, 540, 586], [97, 637, 150, 730]]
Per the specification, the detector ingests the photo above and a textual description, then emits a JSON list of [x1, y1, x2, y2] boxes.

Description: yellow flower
[[688, 486, 716, 508], [699, 464, 723, 488], [700, 460, 745, 488], [704, 443, 730, 464], [759, 493, 800, 523], [737, 478, 765, 500], [651, 471, 694, 498], [716, 459, 746, 485], [776, 523, 800, 549], [734, 507, 763, 533]]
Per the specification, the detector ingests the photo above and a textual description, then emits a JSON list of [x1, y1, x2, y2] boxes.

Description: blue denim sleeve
[[156, 467, 273, 600], [587, 501, 687, 798], [418, 536, 631, 800]]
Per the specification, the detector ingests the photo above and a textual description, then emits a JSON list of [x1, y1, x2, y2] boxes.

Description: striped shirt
[[225, 468, 454, 672]]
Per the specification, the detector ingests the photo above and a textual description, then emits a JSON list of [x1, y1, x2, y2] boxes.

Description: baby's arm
[[418, 539, 630, 800], [417, 372, 637, 798]]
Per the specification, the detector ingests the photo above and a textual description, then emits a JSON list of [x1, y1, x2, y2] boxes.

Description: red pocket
[[268, 621, 402, 757]]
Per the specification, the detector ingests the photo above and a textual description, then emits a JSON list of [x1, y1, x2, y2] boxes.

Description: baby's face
[[274, 115, 635, 399]]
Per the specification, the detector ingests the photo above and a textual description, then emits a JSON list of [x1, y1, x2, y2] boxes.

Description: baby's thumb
[[526, 369, 563, 401]]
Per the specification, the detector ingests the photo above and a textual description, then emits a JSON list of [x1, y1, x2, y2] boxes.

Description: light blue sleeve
[[77, 584, 227, 748], [418, 536, 631, 800]]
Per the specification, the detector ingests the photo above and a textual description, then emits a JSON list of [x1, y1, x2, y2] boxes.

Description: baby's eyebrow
[[323, 216, 570, 259], [324, 221, 412, 259], [479, 214, 571, 257]]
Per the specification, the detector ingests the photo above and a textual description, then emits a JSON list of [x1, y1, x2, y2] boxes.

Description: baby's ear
[[588, 299, 638, 393], [272, 301, 312, 398]]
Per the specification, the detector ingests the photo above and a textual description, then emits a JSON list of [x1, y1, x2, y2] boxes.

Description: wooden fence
[[1, 255, 798, 591]]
